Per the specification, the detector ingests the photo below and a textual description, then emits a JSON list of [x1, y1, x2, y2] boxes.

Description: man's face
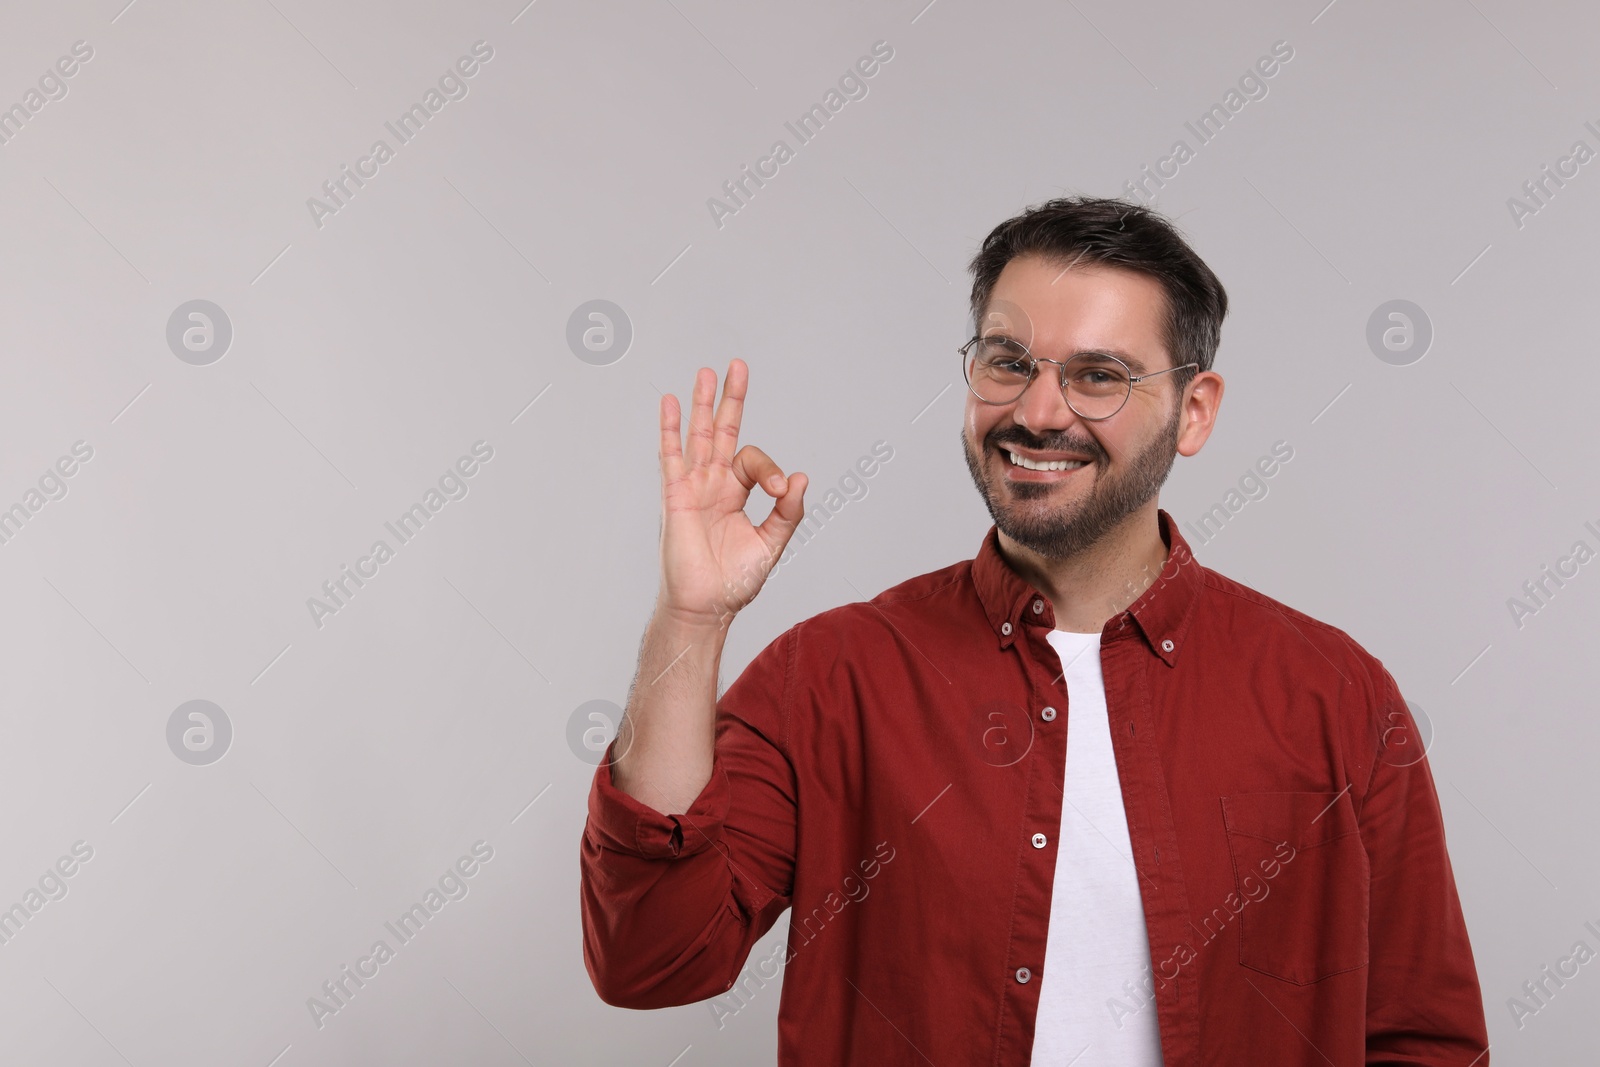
[[961, 255, 1186, 560]]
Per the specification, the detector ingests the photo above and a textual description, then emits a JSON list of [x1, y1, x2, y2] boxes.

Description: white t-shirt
[[1029, 629, 1163, 1066]]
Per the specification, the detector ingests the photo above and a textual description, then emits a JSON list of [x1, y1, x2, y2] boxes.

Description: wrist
[[653, 597, 737, 641]]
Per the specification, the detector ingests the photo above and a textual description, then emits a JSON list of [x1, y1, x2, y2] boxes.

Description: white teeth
[[1005, 449, 1088, 472]]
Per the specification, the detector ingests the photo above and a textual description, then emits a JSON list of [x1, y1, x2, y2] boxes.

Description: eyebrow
[[1079, 350, 1150, 374], [981, 333, 1151, 375]]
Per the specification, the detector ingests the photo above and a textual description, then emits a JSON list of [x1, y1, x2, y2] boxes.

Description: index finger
[[731, 444, 785, 495]]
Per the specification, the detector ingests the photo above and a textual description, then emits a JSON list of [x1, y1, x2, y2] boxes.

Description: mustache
[[987, 429, 1105, 463]]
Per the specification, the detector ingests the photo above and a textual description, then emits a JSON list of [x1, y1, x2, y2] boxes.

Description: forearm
[[580, 625, 799, 1009], [611, 605, 729, 815], [580, 756, 757, 1008]]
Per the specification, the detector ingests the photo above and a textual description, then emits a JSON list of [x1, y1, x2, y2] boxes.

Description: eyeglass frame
[[959, 334, 1200, 421]]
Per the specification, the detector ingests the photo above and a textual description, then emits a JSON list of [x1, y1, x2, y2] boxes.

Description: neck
[[995, 502, 1170, 634]]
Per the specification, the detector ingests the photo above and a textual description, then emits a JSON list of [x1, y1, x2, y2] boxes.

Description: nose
[[1012, 359, 1086, 435]]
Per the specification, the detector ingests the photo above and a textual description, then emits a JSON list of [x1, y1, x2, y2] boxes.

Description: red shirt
[[580, 510, 1489, 1065]]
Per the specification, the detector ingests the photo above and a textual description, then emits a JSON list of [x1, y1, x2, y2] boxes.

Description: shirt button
[[1031, 832, 1047, 848], [1015, 967, 1032, 984], [1000, 621, 1012, 636], [1161, 639, 1175, 652], [1041, 706, 1056, 722], [1032, 599, 1044, 614]]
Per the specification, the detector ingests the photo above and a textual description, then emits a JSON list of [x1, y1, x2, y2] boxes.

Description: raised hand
[[657, 359, 808, 628]]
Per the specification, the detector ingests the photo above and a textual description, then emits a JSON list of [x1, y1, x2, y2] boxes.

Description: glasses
[[960, 335, 1199, 420]]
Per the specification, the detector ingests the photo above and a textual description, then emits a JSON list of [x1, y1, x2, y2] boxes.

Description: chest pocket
[[1221, 790, 1369, 985]]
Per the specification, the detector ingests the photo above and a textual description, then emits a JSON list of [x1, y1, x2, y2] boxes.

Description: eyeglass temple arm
[[1129, 362, 1199, 383]]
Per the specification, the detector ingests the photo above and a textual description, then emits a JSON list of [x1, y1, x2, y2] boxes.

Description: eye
[[983, 357, 1030, 375], [1068, 361, 1130, 388]]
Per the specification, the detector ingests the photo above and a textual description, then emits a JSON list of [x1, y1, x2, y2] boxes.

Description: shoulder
[[775, 555, 977, 664], [1195, 565, 1394, 706], [803, 555, 974, 628]]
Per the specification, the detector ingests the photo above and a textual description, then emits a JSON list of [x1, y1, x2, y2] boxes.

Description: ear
[[1175, 371, 1224, 458]]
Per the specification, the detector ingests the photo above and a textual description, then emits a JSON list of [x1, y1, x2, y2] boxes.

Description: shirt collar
[[971, 508, 1204, 666]]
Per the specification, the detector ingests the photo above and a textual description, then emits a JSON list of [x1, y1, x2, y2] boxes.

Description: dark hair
[[967, 196, 1228, 393]]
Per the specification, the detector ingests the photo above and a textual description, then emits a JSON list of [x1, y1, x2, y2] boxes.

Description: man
[[579, 197, 1488, 1064]]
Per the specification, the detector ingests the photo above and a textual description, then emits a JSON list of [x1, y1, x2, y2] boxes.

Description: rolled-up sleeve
[[1361, 665, 1489, 1064], [580, 626, 799, 1009]]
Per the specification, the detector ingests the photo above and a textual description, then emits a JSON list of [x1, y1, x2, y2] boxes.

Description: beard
[[961, 403, 1180, 560]]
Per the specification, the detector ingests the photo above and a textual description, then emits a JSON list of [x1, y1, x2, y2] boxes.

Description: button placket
[[1001, 598, 1067, 1046]]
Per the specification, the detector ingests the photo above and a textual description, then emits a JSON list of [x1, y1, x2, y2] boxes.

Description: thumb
[[756, 472, 809, 555]]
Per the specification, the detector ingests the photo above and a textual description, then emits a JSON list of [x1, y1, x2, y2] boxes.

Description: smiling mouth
[[1000, 446, 1092, 473]]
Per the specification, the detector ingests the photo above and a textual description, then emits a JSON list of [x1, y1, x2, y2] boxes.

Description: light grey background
[[0, 0, 1594, 1063]]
